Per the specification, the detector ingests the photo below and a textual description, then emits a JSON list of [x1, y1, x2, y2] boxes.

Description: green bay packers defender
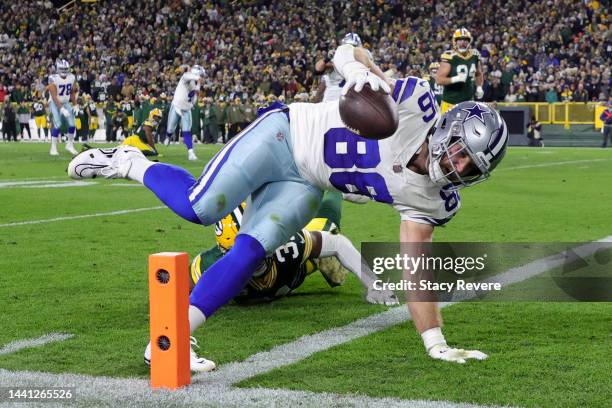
[[121, 108, 162, 156], [435, 28, 484, 113], [191, 192, 398, 304]]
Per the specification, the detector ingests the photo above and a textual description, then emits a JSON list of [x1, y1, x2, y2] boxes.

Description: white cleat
[[144, 336, 216, 373], [49, 147, 59, 156], [163, 137, 170, 146], [67, 146, 145, 179], [66, 143, 78, 155], [188, 150, 198, 161]]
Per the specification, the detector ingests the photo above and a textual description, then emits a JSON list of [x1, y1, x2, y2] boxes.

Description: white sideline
[[0, 206, 166, 228], [499, 158, 612, 172], [0, 333, 74, 356], [4, 239, 607, 407]]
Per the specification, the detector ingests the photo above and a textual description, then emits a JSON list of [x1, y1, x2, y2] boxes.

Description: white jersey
[[289, 77, 460, 226], [321, 69, 344, 102], [172, 72, 200, 111], [48, 73, 76, 104]]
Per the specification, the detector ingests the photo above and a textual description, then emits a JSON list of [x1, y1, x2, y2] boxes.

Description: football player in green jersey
[[190, 192, 398, 305], [121, 108, 162, 156], [435, 28, 484, 113]]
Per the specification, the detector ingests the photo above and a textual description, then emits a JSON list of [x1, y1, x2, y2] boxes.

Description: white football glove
[[341, 70, 391, 96], [450, 71, 468, 84], [428, 343, 488, 364], [366, 288, 400, 306], [60, 107, 70, 118], [475, 86, 484, 99]]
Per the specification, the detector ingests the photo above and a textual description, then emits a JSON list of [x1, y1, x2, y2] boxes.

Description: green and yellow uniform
[[440, 49, 480, 112], [33, 102, 47, 129], [122, 108, 162, 156], [190, 192, 344, 303]]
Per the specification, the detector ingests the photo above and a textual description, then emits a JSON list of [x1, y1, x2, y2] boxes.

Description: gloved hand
[[428, 343, 488, 364], [451, 71, 468, 84], [366, 288, 400, 306], [475, 86, 484, 99], [341, 70, 391, 96]]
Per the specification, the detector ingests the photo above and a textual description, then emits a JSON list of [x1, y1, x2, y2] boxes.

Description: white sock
[[188, 305, 206, 334], [126, 158, 155, 183], [51, 137, 58, 149], [319, 232, 378, 289], [67, 133, 75, 143]]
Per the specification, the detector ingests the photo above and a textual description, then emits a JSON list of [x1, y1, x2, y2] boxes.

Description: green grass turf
[[1, 143, 611, 407]]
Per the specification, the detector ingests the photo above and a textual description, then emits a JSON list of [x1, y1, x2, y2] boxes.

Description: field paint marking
[[0, 333, 74, 356], [0, 206, 166, 228], [3, 240, 602, 407], [0, 180, 95, 189], [499, 158, 612, 172]]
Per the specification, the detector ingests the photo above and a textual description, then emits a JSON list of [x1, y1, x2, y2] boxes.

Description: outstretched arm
[[400, 220, 488, 363]]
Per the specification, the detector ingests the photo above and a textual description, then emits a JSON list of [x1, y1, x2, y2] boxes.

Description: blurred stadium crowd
[[0, 0, 610, 139]]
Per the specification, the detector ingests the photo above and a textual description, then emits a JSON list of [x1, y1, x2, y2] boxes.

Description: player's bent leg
[[188, 109, 294, 226]]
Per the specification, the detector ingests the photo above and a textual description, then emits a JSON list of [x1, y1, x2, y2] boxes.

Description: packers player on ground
[[435, 28, 484, 113], [191, 192, 398, 305], [121, 108, 162, 156]]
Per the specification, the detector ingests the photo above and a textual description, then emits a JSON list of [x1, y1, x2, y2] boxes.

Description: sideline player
[[68, 44, 507, 370], [46, 59, 78, 155], [191, 192, 398, 304], [435, 28, 484, 113], [164, 65, 206, 161]]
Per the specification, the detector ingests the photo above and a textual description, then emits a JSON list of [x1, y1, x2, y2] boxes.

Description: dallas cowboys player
[[314, 33, 380, 103], [47, 59, 78, 156], [164, 65, 205, 161], [68, 44, 507, 370]]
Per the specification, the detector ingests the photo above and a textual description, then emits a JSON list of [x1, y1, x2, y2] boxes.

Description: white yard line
[[5, 239, 607, 407], [0, 333, 74, 356], [0, 206, 166, 228], [499, 158, 612, 172]]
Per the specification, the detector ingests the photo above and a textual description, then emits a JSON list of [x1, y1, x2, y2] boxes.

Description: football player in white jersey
[[68, 43, 507, 369], [46, 59, 78, 156], [164, 65, 205, 161], [314, 33, 378, 103]]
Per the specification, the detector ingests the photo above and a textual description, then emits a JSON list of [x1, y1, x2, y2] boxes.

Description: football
[[339, 83, 399, 140]]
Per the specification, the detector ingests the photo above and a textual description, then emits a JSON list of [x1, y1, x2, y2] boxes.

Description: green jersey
[[440, 49, 480, 104], [33, 102, 46, 117]]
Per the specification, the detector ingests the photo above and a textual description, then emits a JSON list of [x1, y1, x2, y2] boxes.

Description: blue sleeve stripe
[[392, 79, 404, 102], [399, 77, 418, 103]]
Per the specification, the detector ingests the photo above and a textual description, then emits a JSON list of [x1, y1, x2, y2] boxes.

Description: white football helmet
[[341, 32, 362, 47], [428, 102, 508, 190], [56, 59, 70, 78], [190, 64, 206, 78]]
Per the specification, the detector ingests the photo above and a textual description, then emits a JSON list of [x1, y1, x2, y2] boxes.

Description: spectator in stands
[[573, 82, 589, 102]]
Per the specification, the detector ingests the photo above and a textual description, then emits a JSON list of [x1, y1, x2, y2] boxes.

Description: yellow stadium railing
[[497, 102, 605, 129]]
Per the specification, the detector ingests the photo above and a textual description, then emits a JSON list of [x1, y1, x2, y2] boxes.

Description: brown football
[[339, 83, 399, 140]]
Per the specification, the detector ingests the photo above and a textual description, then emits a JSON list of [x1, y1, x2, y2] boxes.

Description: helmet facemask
[[428, 121, 489, 190]]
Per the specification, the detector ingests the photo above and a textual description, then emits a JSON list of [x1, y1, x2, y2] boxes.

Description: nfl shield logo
[[276, 132, 284, 141], [393, 164, 403, 173]]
